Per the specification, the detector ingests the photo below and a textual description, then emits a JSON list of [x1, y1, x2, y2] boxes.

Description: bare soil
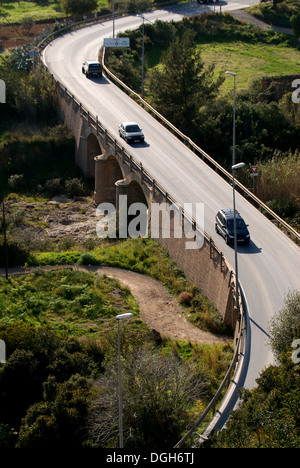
[[5, 195, 99, 245], [78, 266, 230, 345], [0, 22, 55, 51]]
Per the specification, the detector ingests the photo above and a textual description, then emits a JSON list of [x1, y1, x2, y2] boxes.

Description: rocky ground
[[5, 195, 99, 248]]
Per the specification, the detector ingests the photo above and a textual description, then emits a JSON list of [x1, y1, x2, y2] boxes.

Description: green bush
[[291, 13, 300, 35], [29, 251, 81, 266], [64, 178, 85, 199], [0, 234, 30, 267], [0, 322, 104, 447], [269, 290, 300, 361], [0, 124, 77, 200], [61, 0, 98, 16], [77, 253, 99, 265], [44, 178, 63, 197]]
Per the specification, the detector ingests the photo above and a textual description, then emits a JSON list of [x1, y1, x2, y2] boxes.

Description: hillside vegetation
[[0, 42, 234, 447], [0, 268, 233, 448]]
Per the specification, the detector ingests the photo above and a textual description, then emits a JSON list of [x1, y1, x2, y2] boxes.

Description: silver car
[[82, 60, 102, 78], [118, 122, 145, 144]]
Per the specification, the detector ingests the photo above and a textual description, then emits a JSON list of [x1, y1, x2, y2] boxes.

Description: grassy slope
[[0, 268, 140, 337], [0, 0, 109, 22], [247, 0, 300, 28], [0, 1, 62, 22], [198, 40, 300, 94], [144, 14, 300, 96]]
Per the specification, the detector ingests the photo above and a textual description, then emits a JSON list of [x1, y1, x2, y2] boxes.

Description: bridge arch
[[115, 178, 149, 239], [116, 177, 148, 207], [87, 133, 102, 178], [94, 154, 124, 206], [127, 180, 148, 207]]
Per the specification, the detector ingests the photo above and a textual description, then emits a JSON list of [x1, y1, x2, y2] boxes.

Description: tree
[[87, 347, 209, 448], [149, 29, 224, 134], [291, 14, 300, 38], [21, 17, 34, 32], [269, 290, 300, 362], [0, 349, 40, 426], [0, 323, 104, 447], [208, 356, 300, 448], [17, 374, 92, 448], [13, 69, 57, 123], [60, 0, 98, 16]]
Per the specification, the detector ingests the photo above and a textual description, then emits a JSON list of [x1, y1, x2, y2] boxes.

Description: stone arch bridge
[[56, 80, 240, 334]]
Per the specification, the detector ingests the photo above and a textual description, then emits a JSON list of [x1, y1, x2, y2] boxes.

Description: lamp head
[[232, 162, 245, 170], [116, 313, 134, 320]]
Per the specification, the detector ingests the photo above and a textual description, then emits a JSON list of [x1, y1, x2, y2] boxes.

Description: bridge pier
[[94, 155, 123, 206]]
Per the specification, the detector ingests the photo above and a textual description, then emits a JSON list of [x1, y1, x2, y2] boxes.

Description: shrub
[[87, 348, 209, 448], [291, 14, 300, 36], [178, 291, 194, 306], [61, 0, 98, 16], [64, 178, 85, 199], [0, 234, 30, 267], [77, 253, 99, 265], [269, 290, 300, 362], [8, 175, 25, 191], [44, 178, 62, 197], [21, 17, 34, 31]]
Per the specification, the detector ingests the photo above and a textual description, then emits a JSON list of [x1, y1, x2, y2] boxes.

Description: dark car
[[215, 209, 250, 245], [82, 60, 102, 78], [118, 122, 145, 144]]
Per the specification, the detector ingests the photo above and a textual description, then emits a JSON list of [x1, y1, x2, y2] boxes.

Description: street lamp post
[[112, 0, 115, 38], [141, 15, 145, 98], [138, 14, 153, 98], [116, 312, 133, 448], [137, 14, 145, 98], [225, 71, 236, 167], [2, 202, 8, 279], [225, 71, 244, 317], [232, 162, 245, 315]]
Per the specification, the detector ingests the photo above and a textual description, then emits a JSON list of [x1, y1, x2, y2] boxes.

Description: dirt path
[[74, 265, 230, 345], [0, 265, 230, 345]]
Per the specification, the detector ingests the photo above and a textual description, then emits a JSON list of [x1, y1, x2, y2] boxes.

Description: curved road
[[42, 1, 300, 391]]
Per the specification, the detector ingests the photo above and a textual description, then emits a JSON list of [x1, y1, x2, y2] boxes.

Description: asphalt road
[[42, 1, 300, 390]]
